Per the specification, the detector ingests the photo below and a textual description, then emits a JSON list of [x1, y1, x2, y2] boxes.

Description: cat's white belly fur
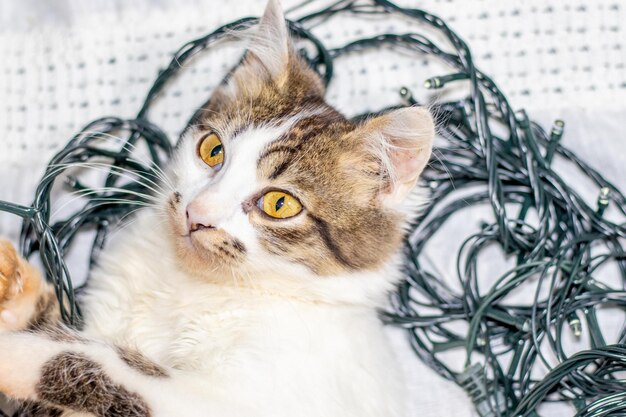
[[77, 211, 407, 417]]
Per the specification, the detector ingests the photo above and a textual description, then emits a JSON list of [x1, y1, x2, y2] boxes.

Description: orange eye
[[198, 133, 224, 168], [257, 191, 302, 219]]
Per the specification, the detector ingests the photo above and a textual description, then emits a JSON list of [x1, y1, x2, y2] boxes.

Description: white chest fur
[[79, 212, 407, 416]]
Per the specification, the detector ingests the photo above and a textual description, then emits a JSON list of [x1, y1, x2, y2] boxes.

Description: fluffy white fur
[[77, 213, 407, 417]]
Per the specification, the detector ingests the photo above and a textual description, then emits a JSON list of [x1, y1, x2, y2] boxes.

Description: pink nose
[[186, 201, 216, 233]]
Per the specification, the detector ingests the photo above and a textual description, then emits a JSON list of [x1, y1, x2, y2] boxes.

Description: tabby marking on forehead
[[260, 110, 352, 180]]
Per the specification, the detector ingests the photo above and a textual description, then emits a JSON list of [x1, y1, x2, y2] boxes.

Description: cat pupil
[[211, 144, 223, 157], [275, 196, 285, 212]]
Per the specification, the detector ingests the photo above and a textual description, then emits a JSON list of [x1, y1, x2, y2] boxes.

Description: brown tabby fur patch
[[17, 401, 64, 417], [37, 352, 151, 417]]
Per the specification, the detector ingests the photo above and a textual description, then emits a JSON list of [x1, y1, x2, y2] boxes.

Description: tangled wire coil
[[0, 1, 624, 416]]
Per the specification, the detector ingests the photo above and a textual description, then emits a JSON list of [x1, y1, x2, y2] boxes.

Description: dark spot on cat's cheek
[[169, 192, 182, 211], [218, 246, 236, 259], [37, 352, 152, 417], [231, 238, 246, 254], [116, 347, 168, 378]]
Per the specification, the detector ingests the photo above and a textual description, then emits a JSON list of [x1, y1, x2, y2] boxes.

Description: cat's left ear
[[246, 0, 291, 80], [359, 107, 435, 205], [204, 0, 324, 115], [225, 0, 293, 89]]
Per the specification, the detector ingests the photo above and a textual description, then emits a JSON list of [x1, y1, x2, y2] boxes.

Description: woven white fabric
[[0, 1, 624, 416]]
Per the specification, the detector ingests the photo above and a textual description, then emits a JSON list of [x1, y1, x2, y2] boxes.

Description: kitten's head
[[164, 0, 433, 293]]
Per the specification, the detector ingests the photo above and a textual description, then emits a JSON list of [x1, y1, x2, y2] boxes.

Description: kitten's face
[[163, 0, 434, 281]]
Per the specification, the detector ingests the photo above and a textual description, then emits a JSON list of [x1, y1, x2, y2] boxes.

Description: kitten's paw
[[0, 240, 46, 331], [0, 240, 22, 303], [0, 241, 55, 331]]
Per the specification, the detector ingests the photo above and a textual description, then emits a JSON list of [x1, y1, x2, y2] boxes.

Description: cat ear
[[197, 0, 323, 119], [359, 107, 434, 205], [200, 0, 291, 114], [226, 0, 290, 86], [247, 0, 290, 79]]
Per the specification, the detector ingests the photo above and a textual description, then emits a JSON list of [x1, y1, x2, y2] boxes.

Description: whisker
[[49, 160, 166, 190], [47, 162, 170, 198], [51, 188, 158, 218], [46, 132, 176, 191]]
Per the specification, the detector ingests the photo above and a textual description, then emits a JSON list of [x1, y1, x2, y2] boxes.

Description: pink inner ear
[[370, 107, 434, 203], [391, 147, 425, 184]]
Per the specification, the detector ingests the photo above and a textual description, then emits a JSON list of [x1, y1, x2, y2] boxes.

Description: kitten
[[0, 0, 434, 416]]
